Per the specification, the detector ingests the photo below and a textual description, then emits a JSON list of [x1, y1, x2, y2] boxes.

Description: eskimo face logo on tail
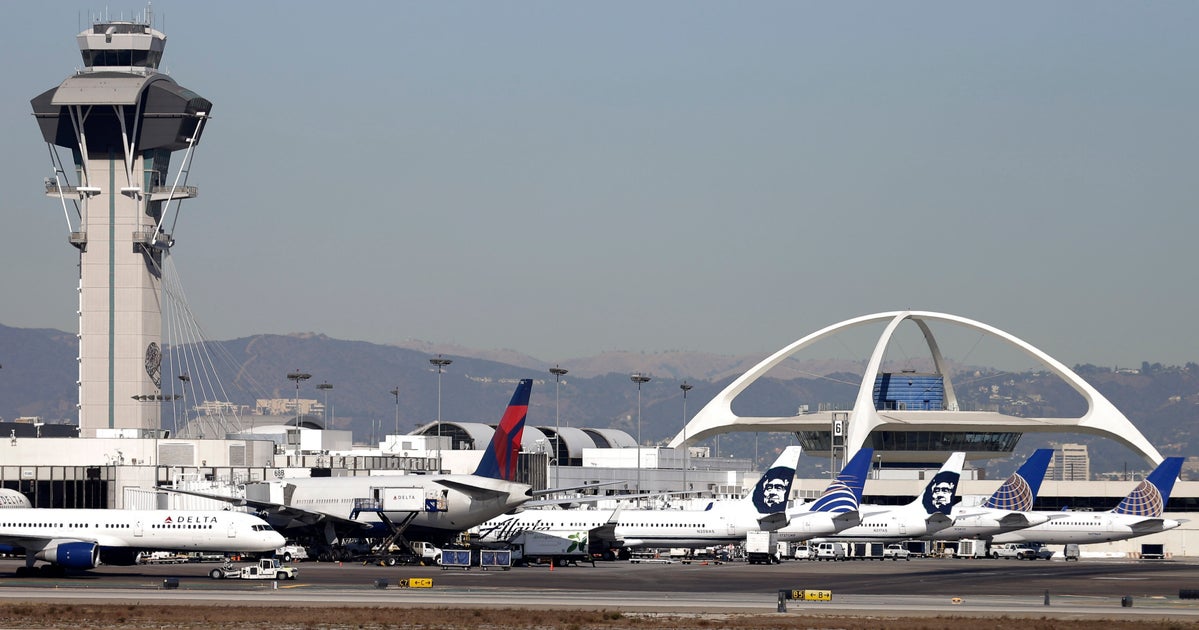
[[751, 466, 794, 514], [921, 471, 960, 515]]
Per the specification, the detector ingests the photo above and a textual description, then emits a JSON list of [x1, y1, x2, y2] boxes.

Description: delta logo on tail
[[1112, 457, 1184, 518], [472, 379, 533, 482], [808, 448, 874, 514], [982, 448, 1053, 512]]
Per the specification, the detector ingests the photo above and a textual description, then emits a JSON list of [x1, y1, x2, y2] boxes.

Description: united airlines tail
[[472, 379, 533, 481], [807, 448, 874, 515], [1111, 457, 1184, 518], [981, 448, 1053, 511], [743, 446, 802, 517], [908, 452, 966, 517]]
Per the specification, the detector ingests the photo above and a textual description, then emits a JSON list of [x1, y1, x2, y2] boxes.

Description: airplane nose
[[268, 531, 286, 547]]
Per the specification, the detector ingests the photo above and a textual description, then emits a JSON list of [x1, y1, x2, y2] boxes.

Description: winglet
[[747, 446, 802, 516], [911, 452, 965, 516], [982, 448, 1053, 511], [1112, 457, 1184, 517], [807, 448, 874, 514], [472, 379, 532, 481]]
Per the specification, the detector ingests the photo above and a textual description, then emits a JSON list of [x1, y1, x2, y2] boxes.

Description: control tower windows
[[80, 48, 162, 69]]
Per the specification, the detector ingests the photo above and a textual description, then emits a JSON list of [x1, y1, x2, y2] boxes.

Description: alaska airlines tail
[[907, 452, 966, 517], [743, 446, 802, 517], [981, 448, 1053, 511], [472, 379, 533, 481], [1111, 457, 1184, 518], [807, 448, 874, 514]]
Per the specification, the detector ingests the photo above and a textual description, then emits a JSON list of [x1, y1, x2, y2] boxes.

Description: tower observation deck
[[31, 8, 212, 437]]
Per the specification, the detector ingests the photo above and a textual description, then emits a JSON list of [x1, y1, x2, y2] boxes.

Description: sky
[[2, 1, 1197, 369]]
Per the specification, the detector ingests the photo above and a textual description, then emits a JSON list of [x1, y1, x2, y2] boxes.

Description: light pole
[[316, 381, 333, 425], [550, 365, 568, 487], [430, 355, 452, 462], [286, 370, 311, 427], [680, 381, 692, 494], [630, 373, 651, 496], [389, 387, 400, 438]]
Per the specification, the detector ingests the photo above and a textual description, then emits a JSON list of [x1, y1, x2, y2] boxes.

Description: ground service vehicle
[[209, 558, 298, 580], [510, 531, 592, 566], [745, 531, 780, 564], [814, 542, 847, 561], [990, 543, 1046, 560], [954, 539, 986, 558], [883, 544, 911, 560], [275, 544, 308, 563]]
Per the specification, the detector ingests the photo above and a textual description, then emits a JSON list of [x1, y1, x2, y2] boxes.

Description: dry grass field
[[0, 603, 1194, 629]]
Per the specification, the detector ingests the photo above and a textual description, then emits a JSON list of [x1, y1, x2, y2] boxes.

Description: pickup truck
[[990, 543, 1051, 560], [209, 558, 299, 580], [883, 544, 911, 560]]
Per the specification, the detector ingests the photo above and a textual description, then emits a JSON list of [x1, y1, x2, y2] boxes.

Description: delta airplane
[[473, 446, 804, 554], [810, 451, 966, 543], [166, 380, 537, 553], [0, 489, 31, 509], [991, 456, 1185, 546], [773, 448, 874, 542], [931, 448, 1056, 541], [0, 509, 283, 576]]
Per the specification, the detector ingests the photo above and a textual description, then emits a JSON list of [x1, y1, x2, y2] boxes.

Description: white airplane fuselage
[[812, 507, 952, 542], [476, 503, 766, 549], [931, 508, 1054, 540], [990, 513, 1182, 545], [0, 508, 284, 570], [282, 475, 533, 543]]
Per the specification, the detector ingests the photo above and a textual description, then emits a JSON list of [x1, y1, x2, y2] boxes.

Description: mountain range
[[1, 323, 1195, 476]]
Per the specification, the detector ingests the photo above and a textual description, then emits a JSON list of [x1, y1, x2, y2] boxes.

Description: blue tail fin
[[746, 446, 802, 516], [1112, 457, 1184, 517], [909, 452, 965, 516], [472, 379, 532, 481], [808, 448, 873, 514], [982, 448, 1053, 511]]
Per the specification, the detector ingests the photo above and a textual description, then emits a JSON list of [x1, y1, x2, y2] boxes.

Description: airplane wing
[[431, 478, 510, 501], [158, 486, 373, 533], [531, 481, 622, 497]]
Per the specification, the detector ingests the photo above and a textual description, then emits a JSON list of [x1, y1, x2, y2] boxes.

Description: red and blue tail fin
[[1112, 457, 1183, 517], [982, 448, 1053, 511], [473, 379, 532, 481]]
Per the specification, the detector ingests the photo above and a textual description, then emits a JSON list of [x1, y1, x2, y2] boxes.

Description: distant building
[[1050, 443, 1091, 481]]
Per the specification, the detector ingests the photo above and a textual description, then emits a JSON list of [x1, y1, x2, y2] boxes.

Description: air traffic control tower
[[31, 11, 211, 437]]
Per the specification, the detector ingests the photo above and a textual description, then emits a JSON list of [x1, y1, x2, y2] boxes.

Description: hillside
[[1, 324, 1196, 475]]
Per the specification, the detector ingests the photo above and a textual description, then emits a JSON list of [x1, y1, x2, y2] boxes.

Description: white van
[[814, 542, 846, 561]]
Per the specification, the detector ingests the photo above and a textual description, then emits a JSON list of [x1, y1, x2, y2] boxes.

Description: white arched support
[[668, 311, 1163, 467]]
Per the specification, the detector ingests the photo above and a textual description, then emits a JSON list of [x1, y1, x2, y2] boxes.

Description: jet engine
[[34, 541, 98, 569]]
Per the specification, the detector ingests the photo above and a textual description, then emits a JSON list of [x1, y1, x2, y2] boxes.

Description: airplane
[[808, 451, 967, 543], [990, 456, 1185, 546], [773, 448, 874, 542], [471, 446, 803, 556], [0, 489, 31, 509], [0, 509, 284, 577], [163, 379, 537, 558], [930, 448, 1056, 541]]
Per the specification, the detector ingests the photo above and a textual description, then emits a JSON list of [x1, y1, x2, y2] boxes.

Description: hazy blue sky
[[2, 1, 1196, 368]]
